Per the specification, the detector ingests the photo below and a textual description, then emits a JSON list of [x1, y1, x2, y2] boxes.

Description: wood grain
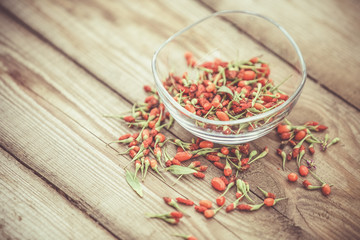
[[0, 0, 360, 239], [0, 11, 308, 240], [200, 0, 360, 109], [1, 0, 359, 111], [0, 148, 116, 240]]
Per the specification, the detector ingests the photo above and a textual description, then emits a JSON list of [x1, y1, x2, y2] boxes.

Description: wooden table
[[1, 1, 360, 239]]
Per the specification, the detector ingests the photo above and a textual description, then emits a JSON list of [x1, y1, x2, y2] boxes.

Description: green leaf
[[125, 169, 143, 197], [165, 165, 197, 175], [217, 86, 234, 96]]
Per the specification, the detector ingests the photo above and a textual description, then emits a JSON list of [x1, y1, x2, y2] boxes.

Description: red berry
[[264, 198, 275, 207], [299, 165, 309, 176], [235, 192, 242, 199], [288, 173, 298, 182], [294, 130, 307, 141], [199, 140, 214, 149], [226, 203, 235, 212], [170, 211, 183, 218], [143, 85, 153, 92], [204, 209, 215, 218], [303, 180, 312, 188], [199, 200, 212, 209], [321, 184, 331, 196], [193, 171, 205, 179], [211, 177, 226, 191], [280, 132, 291, 140], [216, 196, 226, 206], [221, 146, 229, 155], [194, 205, 207, 213], [277, 124, 291, 133]]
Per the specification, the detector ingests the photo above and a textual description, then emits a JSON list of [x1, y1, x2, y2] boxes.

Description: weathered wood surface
[[201, 0, 360, 109], [0, 0, 360, 239], [0, 148, 116, 240]]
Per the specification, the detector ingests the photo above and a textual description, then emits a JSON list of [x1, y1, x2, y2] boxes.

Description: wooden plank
[[200, 0, 360, 109], [3, 8, 332, 238], [0, 11, 304, 240], [0, 148, 116, 240], [1, 0, 359, 110], [253, 80, 360, 239], [0, 0, 209, 109], [1, 1, 360, 240]]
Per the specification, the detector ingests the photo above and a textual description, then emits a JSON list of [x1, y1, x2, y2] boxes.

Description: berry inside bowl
[[152, 10, 306, 144]]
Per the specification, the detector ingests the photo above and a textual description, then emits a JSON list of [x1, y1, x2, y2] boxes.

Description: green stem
[[270, 74, 293, 92], [309, 170, 326, 185], [166, 115, 174, 129], [248, 147, 269, 164], [248, 150, 258, 162], [257, 186, 268, 197], [297, 150, 305, 168], [172, 174, 184, 186], [239, 65, 266, 69], [251, 83, 262, 107], [281, 151, 286, 170], [203, 106, 214, 118]]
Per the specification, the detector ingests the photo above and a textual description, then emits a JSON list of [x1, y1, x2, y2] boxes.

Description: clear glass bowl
[[152, 10, 306, 144]]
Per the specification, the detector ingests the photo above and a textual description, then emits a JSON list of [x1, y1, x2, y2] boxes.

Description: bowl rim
[[152, 10, 307, 126]]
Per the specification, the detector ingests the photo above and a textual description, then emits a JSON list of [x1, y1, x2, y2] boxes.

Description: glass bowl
[[152, 10, 306, 144]]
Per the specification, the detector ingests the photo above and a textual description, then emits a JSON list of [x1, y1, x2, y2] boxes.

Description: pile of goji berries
[[106, 82, 273, 238], [275, 119, 339, 196], [105, 52, 340, 239], [106, 85, 174, 186], [162, 52, 290, 134]]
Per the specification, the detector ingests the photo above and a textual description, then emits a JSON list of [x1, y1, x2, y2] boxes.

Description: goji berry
[[176, 197, 194, 206], [194, 205, 207, 213], [170, 211, 183, 218], [303, 180, 312, 188], [294, 130, 307, 141], [221, 146, 229, 155], [226, 203, 235, 212], [216, 111, 230, 121], [237, 204, 252, 211], [119, 133, 131, 140], [206, 154, 220, 162], [174, 151, 193, 162], [277, 124, 291, 133], [211, 177, 226, 191], [216, 196, 226, 206], [242, 70, 256, 80], [288, 173, 298, 182], [143, 85, 153, 92], [321, 184, 331, 196], [123, 115, 135, 123], [199, 200, 212, 209], [299, 165, 309, 176], [204, 209, 215, 218], [199, 140, 214, 149], [263, 198, 275, 207], [193, 171, 205, 179], [220, 176, 229, 185], [213, 162, 225, 170]]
